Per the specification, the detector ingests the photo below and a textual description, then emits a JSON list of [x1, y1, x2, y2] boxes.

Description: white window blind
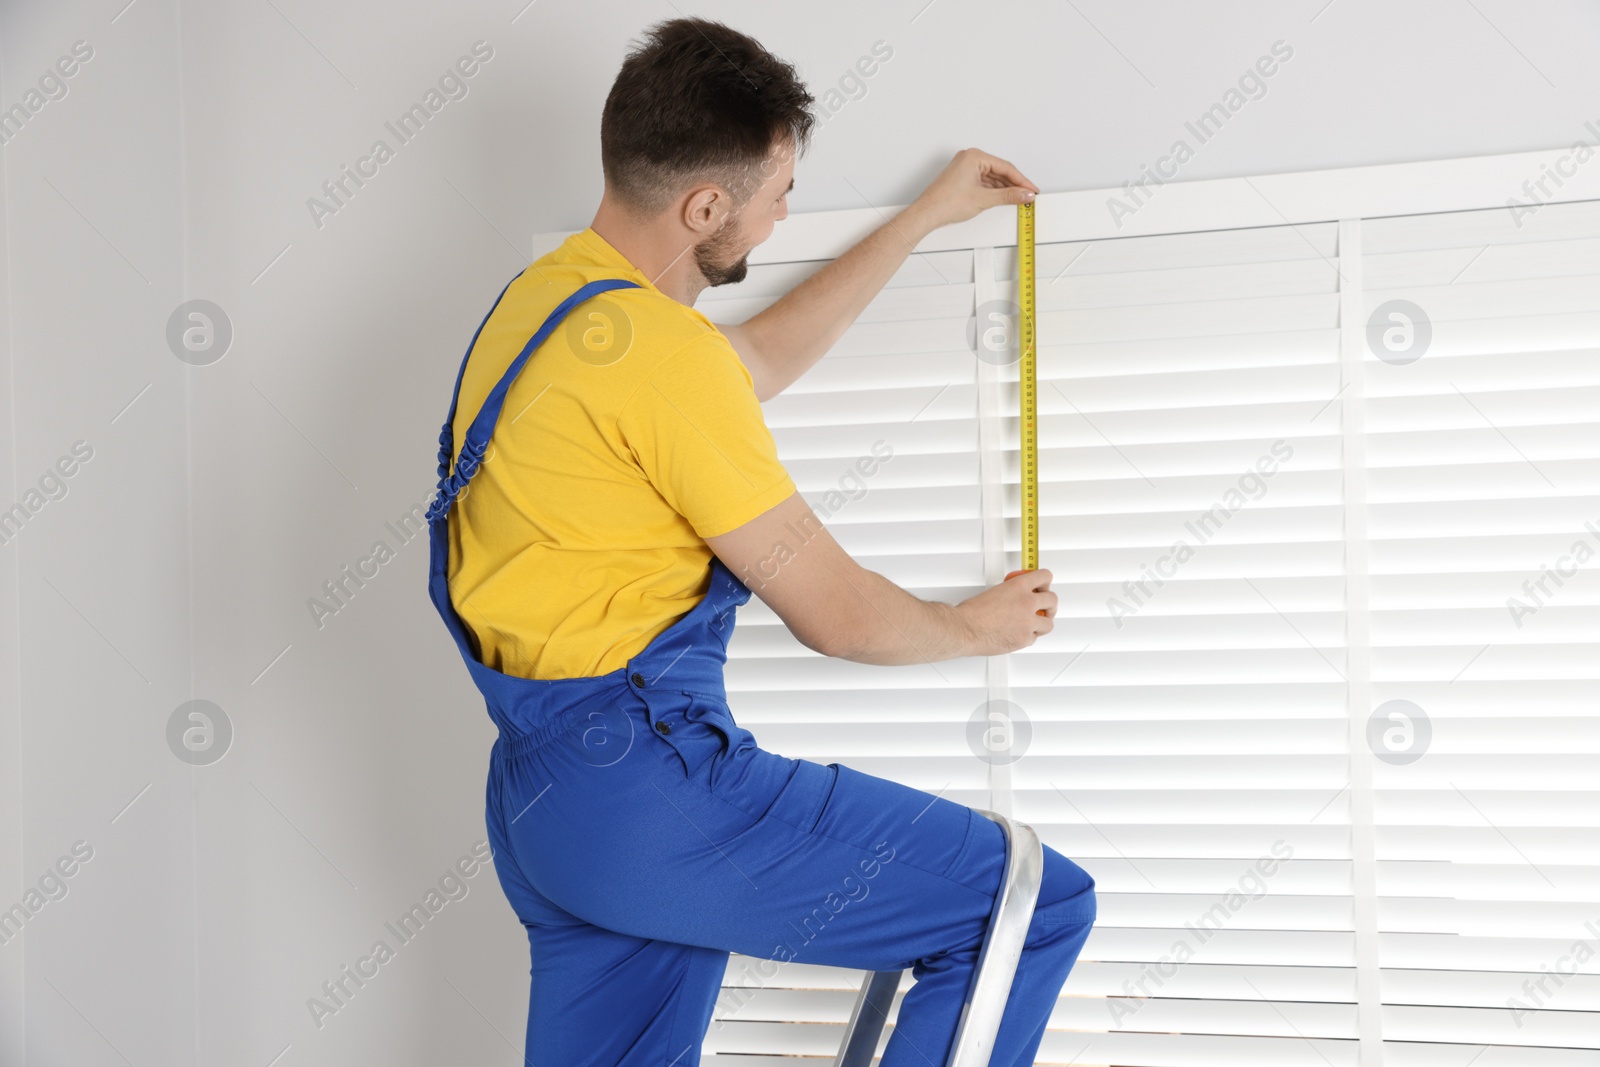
[[676, 193, 1598, 1066], [1362, 197, 1600, 1066], [1011, 219, 1360, 1067]]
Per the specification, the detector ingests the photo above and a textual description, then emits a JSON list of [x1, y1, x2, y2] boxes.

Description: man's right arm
[[705, 491, 1056, 666]]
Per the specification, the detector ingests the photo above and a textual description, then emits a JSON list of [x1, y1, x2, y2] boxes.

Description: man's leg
[[882, 806, 1098, 1067], [488, 692, 1096, 1066], [487, 748, 734, 1066]]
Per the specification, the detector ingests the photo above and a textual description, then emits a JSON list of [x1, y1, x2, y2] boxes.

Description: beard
[[693, 216, 750, 288]]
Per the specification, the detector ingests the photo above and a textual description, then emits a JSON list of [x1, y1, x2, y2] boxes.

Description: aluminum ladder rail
[[832, 810, 1045, 1067]]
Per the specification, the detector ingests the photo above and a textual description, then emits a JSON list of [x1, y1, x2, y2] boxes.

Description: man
[[424, 16, 1096, 1067]]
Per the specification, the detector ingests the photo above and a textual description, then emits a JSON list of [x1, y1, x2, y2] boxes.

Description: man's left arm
[[716, 148, 1041, 403]]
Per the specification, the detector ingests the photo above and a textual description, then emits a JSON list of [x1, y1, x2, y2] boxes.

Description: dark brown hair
[[601, 17, 815, 217]]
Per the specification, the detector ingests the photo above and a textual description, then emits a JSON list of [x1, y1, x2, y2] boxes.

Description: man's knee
[[1028, 846, 1097, 942]]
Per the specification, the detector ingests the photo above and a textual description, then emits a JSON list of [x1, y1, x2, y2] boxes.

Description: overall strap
[[426, 277, 642, 524]]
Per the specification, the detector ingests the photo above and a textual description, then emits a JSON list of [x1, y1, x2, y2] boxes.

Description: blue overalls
[[426, 274, 1098, 1067]]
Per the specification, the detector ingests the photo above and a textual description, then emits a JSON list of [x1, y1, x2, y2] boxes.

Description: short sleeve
[[618, 335, 797, 538]]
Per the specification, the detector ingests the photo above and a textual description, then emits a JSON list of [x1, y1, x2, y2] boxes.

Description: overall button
[[631, 672, 647, 688], [655, 721, 671, 735]]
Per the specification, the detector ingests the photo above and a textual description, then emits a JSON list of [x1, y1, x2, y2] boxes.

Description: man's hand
[[954, 569, 1056, 657], [909, 148, 1040, 232]]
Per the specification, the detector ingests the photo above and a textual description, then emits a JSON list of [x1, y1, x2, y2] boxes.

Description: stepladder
[[832, 810, 1045, 1067]]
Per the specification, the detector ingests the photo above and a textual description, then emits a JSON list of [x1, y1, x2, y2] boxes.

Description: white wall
[[1, 0, 195, 1063], [511, 0, 1600, 230], [3, 0, 1597, 1064]]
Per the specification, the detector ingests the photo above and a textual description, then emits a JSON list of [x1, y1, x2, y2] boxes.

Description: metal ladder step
[[832, 809, 1045, 1067]]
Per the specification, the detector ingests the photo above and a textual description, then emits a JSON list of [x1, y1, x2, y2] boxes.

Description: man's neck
[[589, 194, 705, 307]]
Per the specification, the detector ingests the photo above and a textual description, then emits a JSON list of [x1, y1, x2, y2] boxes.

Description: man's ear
[[680, 184, 734, 236]]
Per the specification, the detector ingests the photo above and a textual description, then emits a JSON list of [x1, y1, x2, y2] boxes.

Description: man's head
[[600, 18, 814, 289]]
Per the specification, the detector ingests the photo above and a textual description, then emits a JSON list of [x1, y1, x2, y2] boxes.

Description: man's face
[[693, 140, 796, 289]]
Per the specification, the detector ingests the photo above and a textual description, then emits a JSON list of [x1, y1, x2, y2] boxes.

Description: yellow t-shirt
[[445, 227, 797, 680]]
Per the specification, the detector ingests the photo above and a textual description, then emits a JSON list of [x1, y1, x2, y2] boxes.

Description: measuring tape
[[1004, 201, 1045, 613]]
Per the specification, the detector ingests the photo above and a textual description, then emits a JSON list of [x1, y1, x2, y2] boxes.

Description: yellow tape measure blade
[[1007, 203, 1045, 614], [1017, 202, 1039, 576]]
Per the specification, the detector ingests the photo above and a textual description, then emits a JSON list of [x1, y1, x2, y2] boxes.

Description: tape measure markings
[[1018, 202, 1039, 575]]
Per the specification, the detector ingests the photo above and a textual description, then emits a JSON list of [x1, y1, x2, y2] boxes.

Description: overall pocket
[[752, 757, 839, 836], [642, 687, 734, 785]]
